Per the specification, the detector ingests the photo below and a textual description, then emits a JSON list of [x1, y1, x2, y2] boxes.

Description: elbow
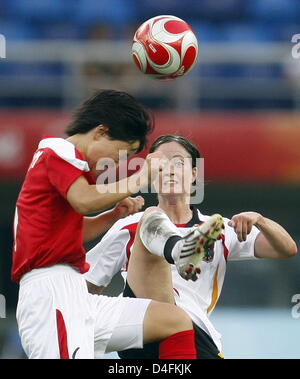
[[68, 193, 93, 215], [72, 200, 93, 215], [282, 240, 298, 259], [289, 241, 298, 257]]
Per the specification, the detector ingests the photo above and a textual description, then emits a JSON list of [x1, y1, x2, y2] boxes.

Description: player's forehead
[[155, 141, 191, 159]]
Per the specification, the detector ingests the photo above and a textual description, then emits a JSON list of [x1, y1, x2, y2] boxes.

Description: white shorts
[[17, 265, 151, 359]]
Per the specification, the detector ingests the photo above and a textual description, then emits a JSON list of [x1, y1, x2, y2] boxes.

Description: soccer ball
[[132, 15, 198, 80]]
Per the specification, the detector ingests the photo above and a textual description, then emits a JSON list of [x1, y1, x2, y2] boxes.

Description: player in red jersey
[[12, 90, 197, 359]]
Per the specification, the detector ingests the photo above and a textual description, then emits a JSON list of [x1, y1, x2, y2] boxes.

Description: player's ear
[[94, 125, 108, 141], [191, 167, 197, 184]]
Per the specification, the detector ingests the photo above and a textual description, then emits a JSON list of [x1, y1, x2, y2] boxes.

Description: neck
[[66, 134, 88, 160], [158, 195, 192, 225]]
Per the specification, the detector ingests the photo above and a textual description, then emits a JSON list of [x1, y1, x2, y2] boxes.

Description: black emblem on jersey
[[72, 347, 80, 359]]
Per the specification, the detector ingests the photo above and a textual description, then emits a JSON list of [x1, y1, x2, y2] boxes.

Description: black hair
[[65, 89, 154, 153], [149, 135, 200, 168]]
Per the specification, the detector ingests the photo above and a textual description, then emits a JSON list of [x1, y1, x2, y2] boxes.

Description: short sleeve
[[46, 151, 84, 199], [85, 221, 130, 287], [223, 218, 260, 261]]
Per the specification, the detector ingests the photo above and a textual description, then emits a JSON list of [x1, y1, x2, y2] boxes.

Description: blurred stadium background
[[1, 0, 300, 359]]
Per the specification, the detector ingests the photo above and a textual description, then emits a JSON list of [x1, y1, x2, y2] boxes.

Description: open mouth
[[163, 180, 178, 185]]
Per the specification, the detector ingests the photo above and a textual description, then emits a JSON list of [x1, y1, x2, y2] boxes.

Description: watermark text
[[291, 294, 300, 319], [291, 34, 300, 59], [0, 34, 6, 59], [0, 294, 6, 318], [95, 152, 204, 205]]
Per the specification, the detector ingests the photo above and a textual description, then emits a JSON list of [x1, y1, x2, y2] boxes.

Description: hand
[[112, 196, 145, 219], [228, 212, 262, 242], [132, 151, 169, 191]]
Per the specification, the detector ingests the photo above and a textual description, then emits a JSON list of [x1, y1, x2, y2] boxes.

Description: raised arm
[[67, 151, 167, 215], [228, 211, 298, 259], [83, 196, 144, 242]]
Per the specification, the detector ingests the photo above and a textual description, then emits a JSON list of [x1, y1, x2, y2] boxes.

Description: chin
[[161, 184, 184, 194], [160, 191, 185, 197]]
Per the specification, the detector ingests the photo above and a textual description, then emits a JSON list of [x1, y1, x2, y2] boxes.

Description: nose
[[162, 163, 175, 179], [164, 159, 175, 173]]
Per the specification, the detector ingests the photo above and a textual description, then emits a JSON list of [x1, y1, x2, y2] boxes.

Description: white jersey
[[85, 207, 260, 352]]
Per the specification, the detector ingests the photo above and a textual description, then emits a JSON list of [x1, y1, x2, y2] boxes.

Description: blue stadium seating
[[2, 0, 298, 41], [192, 22, 227, 42], [247, 0, 299, 23], [0, 21, 38, 40], [224, 23, 277, 42], [36, 22, 83, 40], [136, 0, 185, 19], [8, 0, 69, 21], [191, 0, 246, 22], [72, 0, 137, 27], [0, 0, 297, 110]]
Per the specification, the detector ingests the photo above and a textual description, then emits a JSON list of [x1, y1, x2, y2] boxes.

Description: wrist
[[254, 213, 265, 228], [107, 207, 120, 223]]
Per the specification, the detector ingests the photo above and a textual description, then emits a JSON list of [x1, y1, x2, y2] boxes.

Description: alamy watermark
[[291, 294, 300, 319], [0, 34, 6, 59], [95, 152, 205, 205], [291, 34, 300, 59], [0, 294, 6, 318]]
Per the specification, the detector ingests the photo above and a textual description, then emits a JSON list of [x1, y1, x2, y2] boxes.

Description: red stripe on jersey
[[121, 223, 139, 270], [220, 234, 228, 260], [193, 221, 228, 261], [120, 218, 228, 268], [121, 221, 192, 271], [56, 309, 69, 359]]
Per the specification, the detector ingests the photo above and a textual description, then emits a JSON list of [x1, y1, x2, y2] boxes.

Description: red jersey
[[11, 136, 95, 283]]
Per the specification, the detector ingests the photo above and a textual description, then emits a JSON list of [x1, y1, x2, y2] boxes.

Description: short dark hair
[[149, 135, 200, 168], [65, 89, 154, 153]]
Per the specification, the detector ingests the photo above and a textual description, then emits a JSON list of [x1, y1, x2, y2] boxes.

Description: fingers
[[132, 196, 145, 213], [115, 196, 145, 218], [228, 220, 234, 227], [123, 197, 135, 215], [132, 196, 144, 213], [229, 214, 255, 242], [145, 152, 169, 176], [136, 152, 168, 190], [235, 219, 248, 242], [126, 196, 144, 215], [145, 151, 166, 161]]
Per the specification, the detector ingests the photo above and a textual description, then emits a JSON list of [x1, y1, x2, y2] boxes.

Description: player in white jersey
[[85, 135, 297, 359]]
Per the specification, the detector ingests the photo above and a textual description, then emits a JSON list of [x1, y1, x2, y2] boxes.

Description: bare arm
[[67, 175, 138, 215], [229, 212, 298, 259], [83, 196, 144, 242], [254, 216, 298, 259], [67, 151, 167, 215]]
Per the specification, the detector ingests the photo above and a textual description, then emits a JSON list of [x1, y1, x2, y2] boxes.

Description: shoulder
[[100, 212, 144, 244], [113, 212, 144, 231], [196, 209, 231, 224], [38, 137, 89, 172], [196, 209, 234, 241]]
